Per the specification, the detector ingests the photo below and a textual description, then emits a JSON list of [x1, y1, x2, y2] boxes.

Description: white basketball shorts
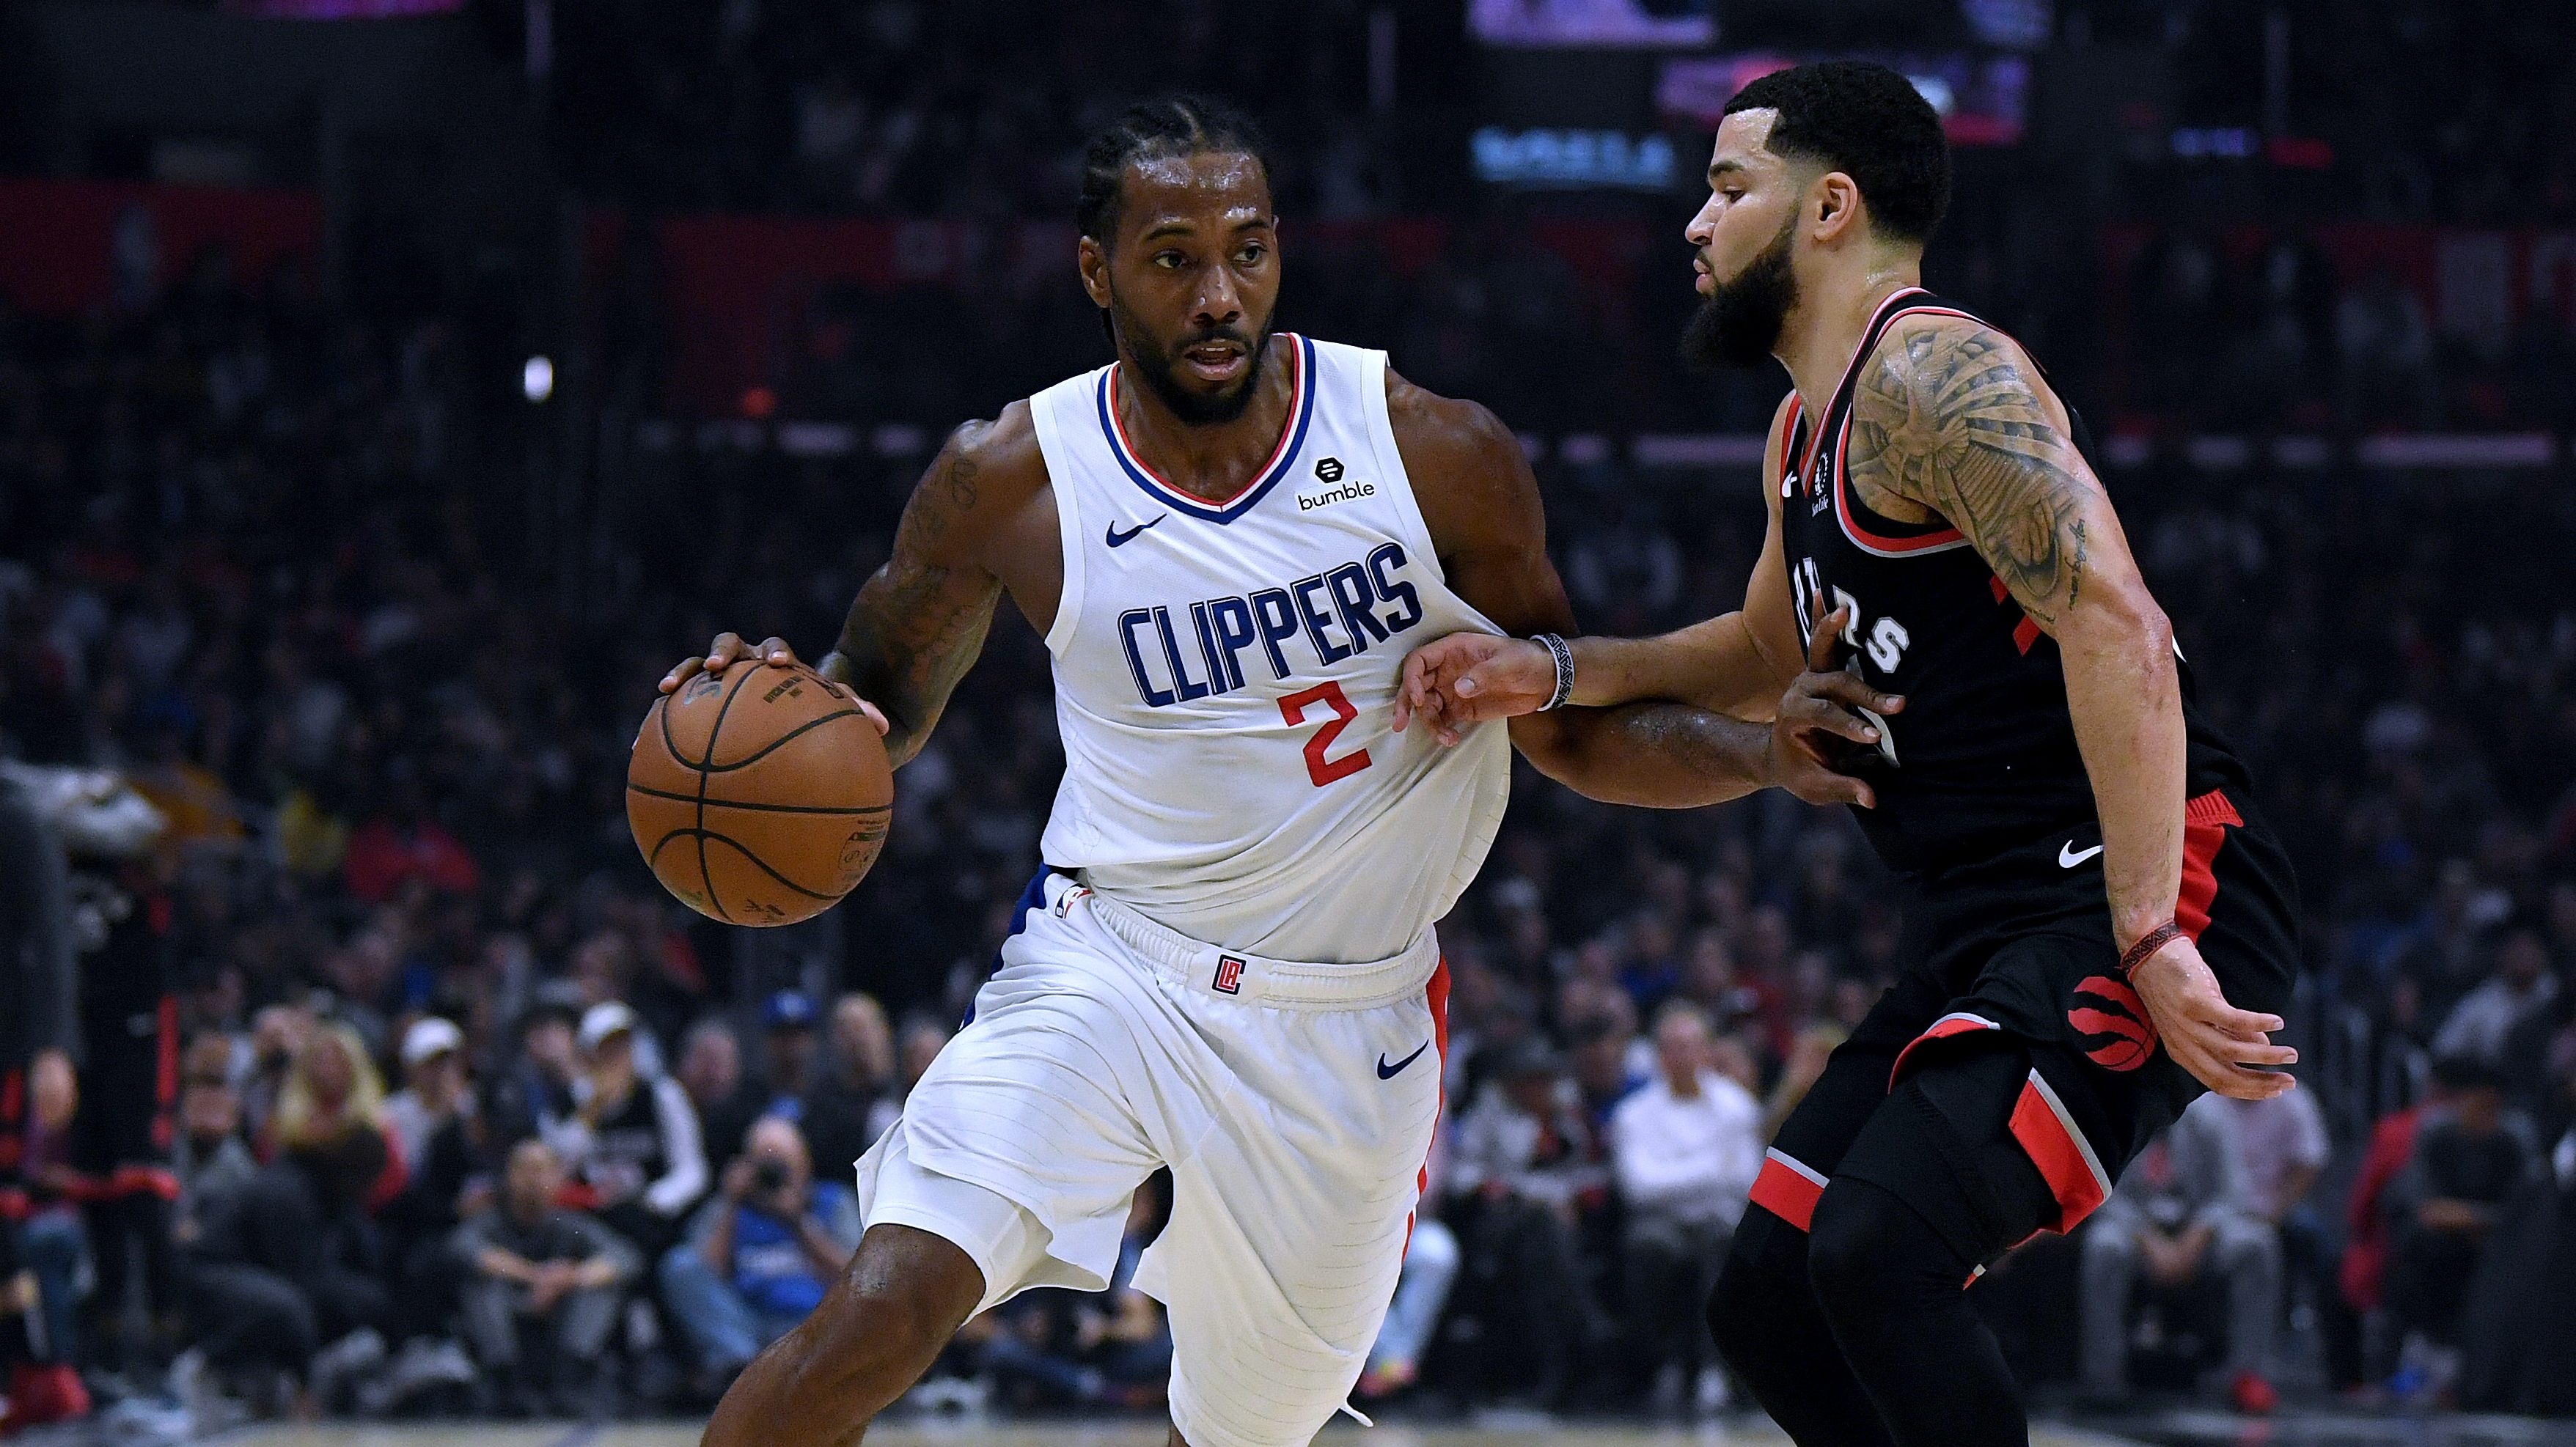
[[851, 869, 1448, 1447]]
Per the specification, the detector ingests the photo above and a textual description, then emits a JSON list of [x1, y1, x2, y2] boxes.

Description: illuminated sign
[[1469, 0, 1714, 50], [1659, 53, 2029, 147], [1472, 128, 1679, 190]]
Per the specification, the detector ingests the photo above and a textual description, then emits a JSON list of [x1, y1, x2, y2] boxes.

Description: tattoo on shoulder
[[902, 427, 987, 545], [1846, 321, 2097, 622]]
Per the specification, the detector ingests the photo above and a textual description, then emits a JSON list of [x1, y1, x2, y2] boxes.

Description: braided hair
[[1076, 95, 1273, 246]]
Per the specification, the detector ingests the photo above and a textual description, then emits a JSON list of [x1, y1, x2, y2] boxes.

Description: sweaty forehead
[[1710, 108, 1784, 171], [1119, 150, 1272, 231]]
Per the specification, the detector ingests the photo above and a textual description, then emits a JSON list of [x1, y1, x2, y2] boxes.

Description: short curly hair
[[1722, 60, 1951, 245]]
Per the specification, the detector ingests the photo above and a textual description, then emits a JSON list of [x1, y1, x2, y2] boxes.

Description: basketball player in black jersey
[[1397, 61, 2302, 1442]]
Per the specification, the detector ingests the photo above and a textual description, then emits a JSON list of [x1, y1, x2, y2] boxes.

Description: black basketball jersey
[[1777, 287, 2252, 874]]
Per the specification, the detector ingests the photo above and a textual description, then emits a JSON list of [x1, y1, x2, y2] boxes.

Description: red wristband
[[2118, 921, 2184, 978]]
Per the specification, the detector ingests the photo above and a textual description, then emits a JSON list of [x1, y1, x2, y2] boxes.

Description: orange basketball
[[627, 660, 892, 927]]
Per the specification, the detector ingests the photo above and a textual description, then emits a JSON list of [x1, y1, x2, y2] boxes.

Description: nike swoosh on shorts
[[1377, 1041, 1431, 1079]]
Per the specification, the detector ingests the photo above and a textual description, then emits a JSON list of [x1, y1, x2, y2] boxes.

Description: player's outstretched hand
[[658, 633, 891, 736], [1393, 633, 1552, 746], [1765, 607, 1904, 809], [2127, 935, 2297, 1100]]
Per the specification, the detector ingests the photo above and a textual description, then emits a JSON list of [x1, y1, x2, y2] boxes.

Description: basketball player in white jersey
[[664, 97, 1879, 1447]]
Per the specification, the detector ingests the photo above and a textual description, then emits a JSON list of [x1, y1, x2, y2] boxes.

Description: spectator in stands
[[240, 1004, 312, 1146], [751, 989, 821, 1124], [2081, 1094, 2281, 1414], [2434, 927, 2560, 1069], [488, 990, 581, 1149], [1569, 1010, 1642, 1137], [233, 1020, 408, 1404], [979, 1181, 1172, 1410], [2341, 1057, 2488, 1389], [676, 1017, 756, 1170], [171, 1037, 307, 1399], [383, 1017, 474, 1185], [657, 1115, 861, 1388], [2384, 1056, 2535, 1396], [340, 762, 479, 905], [1610, 1001, 1761, 1415], [452, 1138, 639, 1417], [800, 991, 897, 1182], [381, 1017, 485, 1339], [695, 983, 824, 1163], [892, 1013, 950, 1105], [1360, 1140, 1457, 1402], [546, 1003, 705, 1260], [2456, 1064, 2576, 1415], [1446, 1039, 1610, 1407], [2213, 1078, 2333, 1358]]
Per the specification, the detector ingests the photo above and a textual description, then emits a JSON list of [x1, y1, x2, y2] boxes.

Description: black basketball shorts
[[1747, 787, 2300, 1258]]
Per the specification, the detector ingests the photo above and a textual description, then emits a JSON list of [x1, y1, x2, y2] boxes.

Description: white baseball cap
[[578, 1001, 640, 1053], [400, 1017, 463, 1068]]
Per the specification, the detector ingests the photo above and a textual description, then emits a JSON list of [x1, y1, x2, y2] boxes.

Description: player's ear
[[1810, 172, 1863, 244], [1076, 235, 1113, 308]]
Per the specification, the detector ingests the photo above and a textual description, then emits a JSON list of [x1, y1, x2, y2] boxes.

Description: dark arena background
[[1, 1, 2574, 1445]]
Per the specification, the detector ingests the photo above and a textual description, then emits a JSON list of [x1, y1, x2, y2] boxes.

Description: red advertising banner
[[0, 177, 323, 315]]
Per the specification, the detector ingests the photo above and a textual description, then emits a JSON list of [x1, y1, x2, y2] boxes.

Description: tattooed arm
[[661, 405, 1060, 770], [1845, 315, 2294, 1100]]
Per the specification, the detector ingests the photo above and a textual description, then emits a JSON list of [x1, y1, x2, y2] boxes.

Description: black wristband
[[1532, 633, 1575, 711]]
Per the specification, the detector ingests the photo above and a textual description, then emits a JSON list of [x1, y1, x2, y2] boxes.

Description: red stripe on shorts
[[2007, 1074, 2112, 1234], [1888, 1010, 2004, 1089], [1748, 1149, 1827, 1231], [2175, 789, 2243, 941], [1406, 959, 1454, 1246]]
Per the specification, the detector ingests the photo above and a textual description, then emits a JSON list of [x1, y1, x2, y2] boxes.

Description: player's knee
[[811, 1224, 984, 1374], [1804, 1179, 1907, 1317], [1706, 1219, 1799, 1365]]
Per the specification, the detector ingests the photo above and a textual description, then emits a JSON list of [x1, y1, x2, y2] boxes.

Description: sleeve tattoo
[[1845, 321, 2097, 625], [830, 434, 1002, 763]]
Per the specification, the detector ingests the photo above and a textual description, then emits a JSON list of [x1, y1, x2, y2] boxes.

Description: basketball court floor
[[207, 1414, 2576, 1447], [213, 1425, 2148, 1447]]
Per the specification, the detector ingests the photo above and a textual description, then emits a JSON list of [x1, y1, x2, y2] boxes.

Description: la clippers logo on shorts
[[2068, 975, 2158, 1072], [1212, 955, 1246, 995]]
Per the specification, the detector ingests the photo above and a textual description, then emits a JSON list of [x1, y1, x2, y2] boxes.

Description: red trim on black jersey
[[1827, 298, 1988, 559], [1778, 397, 1805, 499]]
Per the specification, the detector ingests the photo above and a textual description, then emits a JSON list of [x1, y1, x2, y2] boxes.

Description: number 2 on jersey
[[1279, 681, 1373, 787]]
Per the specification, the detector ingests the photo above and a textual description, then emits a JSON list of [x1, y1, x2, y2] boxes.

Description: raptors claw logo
[[2068, 974, 2158, 1072]]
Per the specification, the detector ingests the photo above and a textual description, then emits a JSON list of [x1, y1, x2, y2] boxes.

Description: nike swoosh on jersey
[[1376, 1040, 1431, 1079], [1105, 515, 1167, 548], [2059, 842, 2106, 868]]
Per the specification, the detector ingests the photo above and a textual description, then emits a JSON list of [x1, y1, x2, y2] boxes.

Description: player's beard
[[1109, 292, 1275, 427], [1681, 213, 1799, 371]]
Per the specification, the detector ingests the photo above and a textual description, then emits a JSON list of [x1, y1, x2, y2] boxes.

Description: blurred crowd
[[4, 95, 2576, 1435], [526, 0, 2576, 231], [515, 0, 2576, 441], [537, 0, 1436, 221]]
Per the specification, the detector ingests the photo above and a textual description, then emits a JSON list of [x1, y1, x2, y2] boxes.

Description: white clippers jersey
[[1027, 336, 1511, 964]]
